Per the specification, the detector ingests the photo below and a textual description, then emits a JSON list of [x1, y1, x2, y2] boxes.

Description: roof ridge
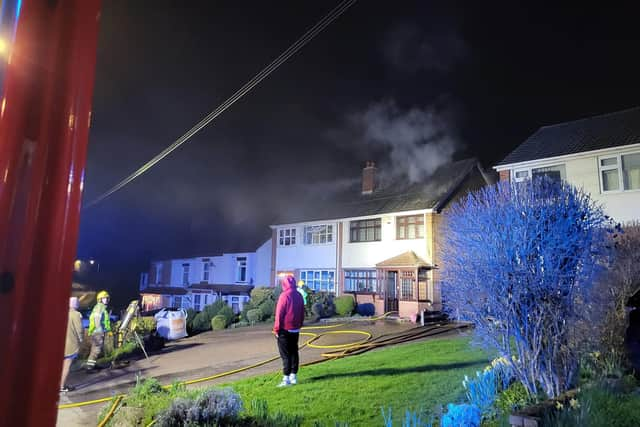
[[538, 106, 640, 131]]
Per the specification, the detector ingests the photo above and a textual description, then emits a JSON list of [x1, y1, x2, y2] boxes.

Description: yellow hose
[[64, 311, 403, 425], [96, 395, 122, 427]]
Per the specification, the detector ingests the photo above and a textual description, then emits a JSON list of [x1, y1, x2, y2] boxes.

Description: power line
[[84, 0, 358, 209]]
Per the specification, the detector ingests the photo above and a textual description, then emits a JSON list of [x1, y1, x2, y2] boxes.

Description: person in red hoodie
[[273, 274, 305, 387]]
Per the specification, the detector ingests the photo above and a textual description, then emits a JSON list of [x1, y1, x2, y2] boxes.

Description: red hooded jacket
[[273, 276, 305, 333]]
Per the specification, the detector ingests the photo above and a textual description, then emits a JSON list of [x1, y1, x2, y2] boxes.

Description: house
[[139, 239, 272, 313], [494, 107, 640, 224], [269, 159, 495, 318]]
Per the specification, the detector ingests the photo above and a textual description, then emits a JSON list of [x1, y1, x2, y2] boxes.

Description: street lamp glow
[[0, 39, 7, 55], [89, 259, 95, 265]]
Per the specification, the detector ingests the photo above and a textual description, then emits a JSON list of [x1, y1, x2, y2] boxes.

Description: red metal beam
[[0, 0, 101, 425]]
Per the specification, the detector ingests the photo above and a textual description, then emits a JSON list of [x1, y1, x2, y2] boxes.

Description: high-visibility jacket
[[88, 302, 111, 335]]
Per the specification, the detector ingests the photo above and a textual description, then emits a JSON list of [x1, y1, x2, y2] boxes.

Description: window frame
[[599, 152, 640, 193], [303, 224, 334, 245], [202, 259, 210, 282], [236, 257, 247, 283], [182, 263, 190, 286], [343, 269, 377, 293], [278, 227, 297, 247], [512, 164, 566, 183], [396, 215, 425, 240], [155, 263, 163, 284], [349, 218, 381, 243], [300, 269, 336, 293]]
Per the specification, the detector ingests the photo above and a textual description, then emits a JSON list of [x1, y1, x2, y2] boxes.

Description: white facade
[[340, 212, 430, 268], [272, 211, 432, 295], [495, 143, 640, 224], [274, 221, 339, 272], [141, 247, 264, 313], [254, 239, 273, 286]]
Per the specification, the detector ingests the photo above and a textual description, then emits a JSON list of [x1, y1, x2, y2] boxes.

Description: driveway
[[56, 319, 466, 426]]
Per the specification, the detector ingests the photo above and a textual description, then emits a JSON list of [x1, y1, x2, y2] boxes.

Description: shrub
[[442, 178, 615, 398], [192, 312, 211, 332], [250, 287, 275, 308], [356, 303, 375, 316], [258, 299, 276, 320], [335, 295, 355, 316], [204, 300, 227, 319], [211, 315, 227, 330], [156, 388, 242, 426], [156, 397, 192, 427], [247, 309, 263, 324], [311, 302, 325, 322], [217, 305, 234, 326], [309, 292, 335, 319], [185, 308, 197, 334], [241, 301, 255, 322], [135, 316, 157, 335], [463, 370, 498, 418], [441, 404, 481, 427], [496, 381, 531, 414]]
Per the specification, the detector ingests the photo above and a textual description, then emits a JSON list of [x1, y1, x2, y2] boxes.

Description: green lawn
[[225, 335, 489, 426]]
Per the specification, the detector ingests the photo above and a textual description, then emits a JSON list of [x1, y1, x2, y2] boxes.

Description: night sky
[[77, 1, 640, 306]]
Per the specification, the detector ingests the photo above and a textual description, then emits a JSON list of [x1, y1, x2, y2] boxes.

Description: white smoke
[[352, 100, 460, 182]]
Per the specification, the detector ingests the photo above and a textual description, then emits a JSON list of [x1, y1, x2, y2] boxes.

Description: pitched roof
[[376, 251, 431, 268], [498, 107, 640, 166], [273, 158, 484, 225]]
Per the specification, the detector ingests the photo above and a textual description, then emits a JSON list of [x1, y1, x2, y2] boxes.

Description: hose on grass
[[62, 312, 467, 426]]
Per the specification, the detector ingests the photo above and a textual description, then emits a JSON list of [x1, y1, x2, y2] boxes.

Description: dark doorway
[[385, 271, 398, 313]]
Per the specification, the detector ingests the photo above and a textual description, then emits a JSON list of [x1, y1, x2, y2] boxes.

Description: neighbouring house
[[494, 107, 640, 224], [269, 158, 495, 318], [139, 239, 272, 313]]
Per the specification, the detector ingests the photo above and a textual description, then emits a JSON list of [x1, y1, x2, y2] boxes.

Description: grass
[[224, 335, 489, 426]]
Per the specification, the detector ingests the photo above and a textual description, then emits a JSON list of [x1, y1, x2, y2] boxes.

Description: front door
[[385, 271, 399, 313]]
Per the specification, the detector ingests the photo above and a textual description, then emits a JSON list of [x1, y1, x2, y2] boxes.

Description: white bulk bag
[[154, 308, 188, 340]]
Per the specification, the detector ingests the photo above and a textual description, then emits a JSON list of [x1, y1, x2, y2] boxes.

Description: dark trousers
[[277, 330, 300, 376]]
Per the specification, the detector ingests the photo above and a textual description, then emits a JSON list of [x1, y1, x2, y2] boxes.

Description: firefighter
[[86, 290, 111, 372], [296, 280, 308, 305]]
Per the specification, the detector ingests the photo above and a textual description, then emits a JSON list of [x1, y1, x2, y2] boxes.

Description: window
[[202, 259, 210, 282], [400, 271, 415, 300], [531, 164, 566, 183], [513, 164, 566, 183], [514, 170, 529, 182], [344, 270, 377, 292], [193, 294, 202, 311], [278, 228, 297, 246], [236, 257, 247, 282], [155, 263, 163, 284], [174, 296, 183, 308], [600, 153, 640, 192], [303, 224, 333, 245], [300, 270, 335, 292], [232, 296, 240, 313], [396, 215, 424, 239], [182, 264, 190, 286], [350, 218, 381, 242]]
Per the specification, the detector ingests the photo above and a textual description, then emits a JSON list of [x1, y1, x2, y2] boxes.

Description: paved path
[[56, 320, 464, 426]]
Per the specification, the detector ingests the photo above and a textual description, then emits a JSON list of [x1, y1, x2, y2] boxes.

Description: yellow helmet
[[97, 290, 110, 301], [297, 280, 304, 288]]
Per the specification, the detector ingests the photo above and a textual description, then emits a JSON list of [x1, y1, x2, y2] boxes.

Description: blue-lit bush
[[381, 408, 433, 427], [440, 403, 481, 427], [463, 370, 498, 417], [441, 178, 615, 398]]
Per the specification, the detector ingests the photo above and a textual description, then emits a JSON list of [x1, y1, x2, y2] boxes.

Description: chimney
[[362, 161, 376, 194]]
